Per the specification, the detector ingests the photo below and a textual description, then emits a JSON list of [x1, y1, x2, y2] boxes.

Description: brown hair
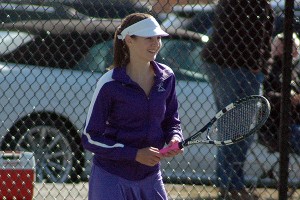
[[111, 13, 153, 69]]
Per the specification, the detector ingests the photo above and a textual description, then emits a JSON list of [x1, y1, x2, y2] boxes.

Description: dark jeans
[[204, 62, 262, 190]]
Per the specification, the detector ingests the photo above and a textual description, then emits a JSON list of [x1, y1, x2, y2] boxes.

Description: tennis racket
[[160, 95, 271, 154]]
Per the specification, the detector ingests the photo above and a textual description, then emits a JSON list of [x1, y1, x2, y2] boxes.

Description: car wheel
[[2, 113, 84, 183]]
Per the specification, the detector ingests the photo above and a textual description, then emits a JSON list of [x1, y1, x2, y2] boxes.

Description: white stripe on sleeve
[[83, 69, 124, 148]]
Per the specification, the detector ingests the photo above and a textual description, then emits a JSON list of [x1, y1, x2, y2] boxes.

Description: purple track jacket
[[82, 61, 183, 181]]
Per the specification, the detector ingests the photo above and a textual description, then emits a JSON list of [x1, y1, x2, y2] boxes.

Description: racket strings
[[210, 98, 268, 142]]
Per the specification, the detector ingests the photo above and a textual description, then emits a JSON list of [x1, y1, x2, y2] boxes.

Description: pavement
[[30, 183, 300, 200]]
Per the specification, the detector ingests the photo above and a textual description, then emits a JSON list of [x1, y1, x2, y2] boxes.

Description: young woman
[[82, 13, 183, 200]]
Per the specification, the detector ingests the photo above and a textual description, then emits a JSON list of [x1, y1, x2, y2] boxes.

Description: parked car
[[162, 1, 300, 36], [3, 0, 153, 19], [62, 0, 152, 19], [0, 2, 92, 23], [0, 18, 299, 187]]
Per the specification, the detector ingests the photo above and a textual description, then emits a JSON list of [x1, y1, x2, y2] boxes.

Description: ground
[[32, 183, 300, 199]]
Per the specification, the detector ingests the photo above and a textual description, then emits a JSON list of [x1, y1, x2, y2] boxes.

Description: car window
[[0, 30, 92, 69], [158, 39, 207, 82], [75, 38, 207, 82], [0, 31, 34, 55], [0, 30, 207, 81], [75, 40, 114, 73]]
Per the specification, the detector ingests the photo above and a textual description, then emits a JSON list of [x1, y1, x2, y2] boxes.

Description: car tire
[[1, 112, 84, 183]]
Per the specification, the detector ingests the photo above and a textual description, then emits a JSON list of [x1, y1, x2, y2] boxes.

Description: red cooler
[[0, 151, 35, 200]]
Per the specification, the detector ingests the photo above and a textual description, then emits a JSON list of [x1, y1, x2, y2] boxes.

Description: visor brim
[[131, 27, 169, 37]]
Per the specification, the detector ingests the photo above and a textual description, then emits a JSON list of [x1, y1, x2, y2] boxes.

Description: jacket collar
[[112, 61, 172, 84]]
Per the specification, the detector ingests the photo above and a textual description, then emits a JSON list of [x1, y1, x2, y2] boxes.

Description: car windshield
[[0, 29, 207, 82]]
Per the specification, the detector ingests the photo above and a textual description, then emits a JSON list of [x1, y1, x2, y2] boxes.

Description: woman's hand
[[161, 139, 184, 158], [135, 147, 163, 166]]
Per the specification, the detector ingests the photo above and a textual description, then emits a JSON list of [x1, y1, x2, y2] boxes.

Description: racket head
[[183, 95, 271, 146]]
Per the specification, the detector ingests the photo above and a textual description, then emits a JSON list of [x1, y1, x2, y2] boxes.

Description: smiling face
[[126, 35, 162, 63]]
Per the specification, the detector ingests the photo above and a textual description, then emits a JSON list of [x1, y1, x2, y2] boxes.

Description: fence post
[[279, 0, 294, 199]]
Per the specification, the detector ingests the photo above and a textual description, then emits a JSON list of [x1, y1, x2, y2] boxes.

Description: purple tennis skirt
[[88, 164, 168, 200]]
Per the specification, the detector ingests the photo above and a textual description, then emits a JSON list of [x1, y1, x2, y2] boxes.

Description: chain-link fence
[[0, 0, 299, 199]]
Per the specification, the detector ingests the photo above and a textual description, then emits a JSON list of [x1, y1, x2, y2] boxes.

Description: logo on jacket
[[157, 82, 166, 92]]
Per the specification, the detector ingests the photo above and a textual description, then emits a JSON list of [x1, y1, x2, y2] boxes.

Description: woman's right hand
[[135, 147, 163, 166]]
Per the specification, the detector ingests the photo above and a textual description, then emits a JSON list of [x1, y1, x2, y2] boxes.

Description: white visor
[[117, 17, 169, 40]]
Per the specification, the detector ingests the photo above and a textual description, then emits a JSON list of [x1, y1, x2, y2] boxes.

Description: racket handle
[[159, 142, 181, 154]]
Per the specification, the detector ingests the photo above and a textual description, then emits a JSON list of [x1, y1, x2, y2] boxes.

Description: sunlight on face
[[128, 36, 162, 62]]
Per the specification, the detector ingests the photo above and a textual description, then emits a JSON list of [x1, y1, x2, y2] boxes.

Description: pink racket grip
[[159, 143, 180, 154]]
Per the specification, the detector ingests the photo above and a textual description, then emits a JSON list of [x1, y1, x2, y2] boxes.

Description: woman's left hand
[[162, 139, 184, 158]]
